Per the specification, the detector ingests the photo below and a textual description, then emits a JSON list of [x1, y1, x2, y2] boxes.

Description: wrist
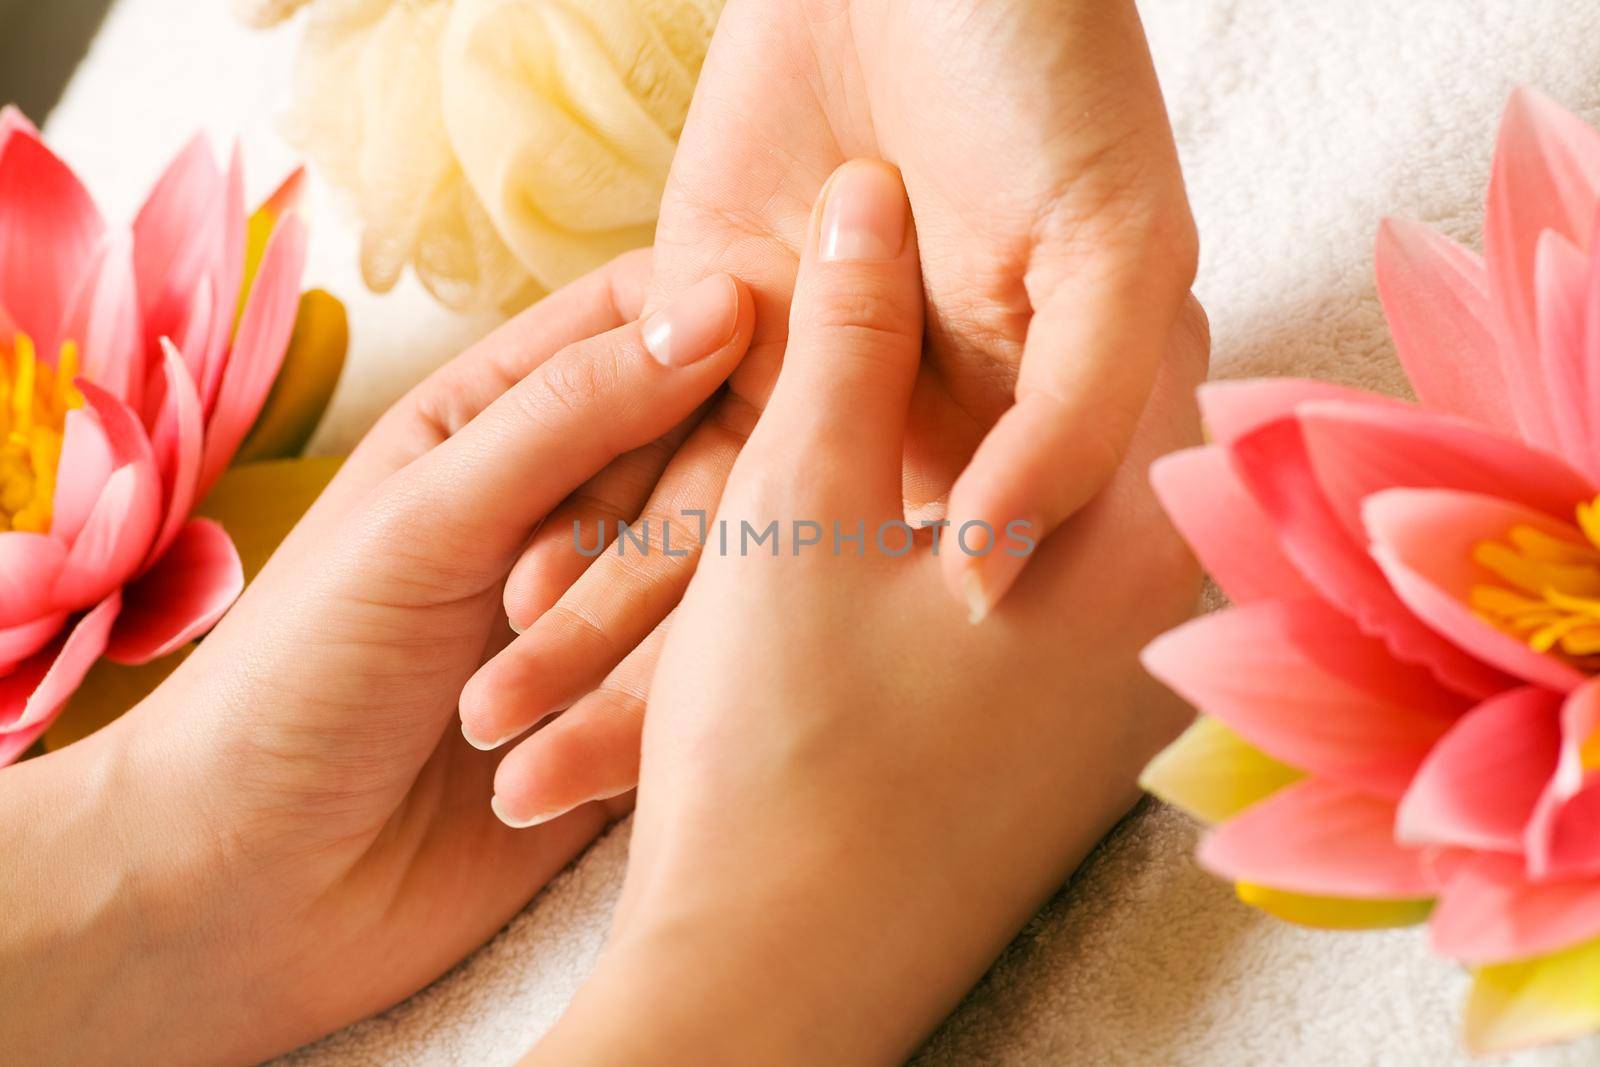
[[530, 919, 850, 1067], [0, 712, 263, 1064], [528, 858, 933, 1067]]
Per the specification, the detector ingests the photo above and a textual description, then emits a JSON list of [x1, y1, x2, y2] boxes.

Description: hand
[[522, 162, 1207, 1066], [0, 252, 755, 1064], [465, 0, 1198, 822]]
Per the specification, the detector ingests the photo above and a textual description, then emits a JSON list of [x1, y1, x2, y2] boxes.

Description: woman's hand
[[520, 162, 1208, 1066], [0, 252, 754, 1065], [467, 0, 1198, 821]]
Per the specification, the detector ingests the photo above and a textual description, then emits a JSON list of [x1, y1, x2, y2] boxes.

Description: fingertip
[[503, 540, 569, 632], [938, 512, 1036, 625], [461, 718, 515, 752], [490, 694, 643, 829], [640, 272, 755, 369], [458, 659, 531, 752], [491, 793, 563, 830]]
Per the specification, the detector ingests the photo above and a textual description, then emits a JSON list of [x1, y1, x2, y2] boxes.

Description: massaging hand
[[521, 161, 1207, 1066], [0, 252, 755, 1065], [466, 0, 1197, 819]]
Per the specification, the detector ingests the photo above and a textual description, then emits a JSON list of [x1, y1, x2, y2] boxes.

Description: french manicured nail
[[461, 720, 516, 752], [492, 794, 566, 830], [964, 571, 991, 625], [963, 534, 1033, 625], [641, 273, 739, 367], [819, 161, 908, 262]]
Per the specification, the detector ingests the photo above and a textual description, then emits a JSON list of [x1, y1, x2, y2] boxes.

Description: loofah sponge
[[250, 0, 725, 313]]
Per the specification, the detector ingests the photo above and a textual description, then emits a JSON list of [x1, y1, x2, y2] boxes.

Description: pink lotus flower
[[1141, 87, 1600, 1054], [0, 110, 307, 764]]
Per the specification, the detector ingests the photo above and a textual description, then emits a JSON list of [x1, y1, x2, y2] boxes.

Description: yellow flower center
[[0, 334, 82, 534]]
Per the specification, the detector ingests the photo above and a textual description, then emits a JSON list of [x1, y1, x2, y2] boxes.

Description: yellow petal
[[1467, 936, 1600, 1054], [234, 290, 349, 464], [1235, 882, 1433, 931], [1139, 716, 1302, 824], [198, 456, 343, 581], [44, 645, 193, 752]]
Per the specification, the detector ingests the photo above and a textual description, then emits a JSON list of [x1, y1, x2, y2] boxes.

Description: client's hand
[[522, 162, 1207, 1066], [0, 252, 754, 1065], [466, 0, 1198, 820]]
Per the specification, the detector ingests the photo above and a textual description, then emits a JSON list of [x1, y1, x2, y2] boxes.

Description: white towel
[[47, 1, 1600, 1063]]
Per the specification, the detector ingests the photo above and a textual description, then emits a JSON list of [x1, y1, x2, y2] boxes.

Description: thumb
[[746, 159, 924, 516], [353, 273, 755, 601]]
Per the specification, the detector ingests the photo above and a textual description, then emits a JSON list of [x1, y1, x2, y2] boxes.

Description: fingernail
[[641, 274, 739, 367], [507, 615, 526, 636], [492, 794, 567, 830], [462, 720, 516, 751], [819, 161, 908, 262], [964, 571, 991, 625]]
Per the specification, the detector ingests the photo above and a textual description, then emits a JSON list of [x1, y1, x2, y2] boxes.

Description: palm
[[183, 557, 621, 1034], [651, 0, 1185, 509]]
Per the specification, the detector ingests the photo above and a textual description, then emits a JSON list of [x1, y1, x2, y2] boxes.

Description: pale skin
[[524, 160, 1208, 1065], [461, 0, 1198, 829], [2, 0, 1204, 1058], [0, 162, 1205, 1065]]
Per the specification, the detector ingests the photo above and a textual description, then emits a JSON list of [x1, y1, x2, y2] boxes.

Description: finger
[[942, 212, 1199, 622], [502, 407, 702, 631], [366, 272, 754, 595], [489, 620, 669, 828], [301, 248, 655, 535], [746, 159, 924, 516], [462, 399, 751, 745]]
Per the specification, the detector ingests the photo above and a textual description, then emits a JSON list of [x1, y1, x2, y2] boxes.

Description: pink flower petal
[[1199, 377, 1402, 447], [200, 146, 247, 404], [0, 124, 104, 353], [174, 276, 214, 404], [1374, 217, 1515, 437], [1432, 853, 1600, 964], [1535, 230, 1593, 462], [51, 384, 160, 611], [60, 230, 143, 408], [1363, 488, 1589, 693], [0, 592, 119, 736], [1484, 86, 1600, 451], [0, 532, 66, 629], [198, 215, 306, 495], [49, 407, 115, 546], [1530, 787, 1600, 882], [132, 134, 224, 359], [1149, 445, 1317, 604], [1297, 399, 1593, 543], [0, 612, 66, 670], [1142, 599, 1466, 798], [0, 718, 49, 766], [146, 341, 204, 565], [1199, 778, 1435, 899], [1584, 219, 1600, 455], [1526, 680, 1600, 880], [1396, 686, 1563, 851], [1230, 419, 1516, 699], [107, 519, 242, 665]]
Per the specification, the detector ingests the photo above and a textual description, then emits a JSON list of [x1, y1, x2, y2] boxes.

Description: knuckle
[[799, 284, 921, 346], [524, 339, 627, 424], [543, 600, 623, 665], [565, 489, 635, 531]]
